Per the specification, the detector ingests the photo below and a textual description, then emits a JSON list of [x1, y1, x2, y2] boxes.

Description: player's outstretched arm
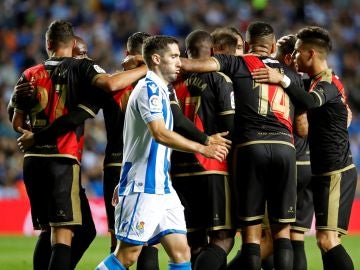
[[94, 65, 147, 92], [148, 118, 228, 162], [180, 57, 219, 73]]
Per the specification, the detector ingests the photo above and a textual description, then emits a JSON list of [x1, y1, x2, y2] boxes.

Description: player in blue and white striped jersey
[[96, 35, 229, 270]]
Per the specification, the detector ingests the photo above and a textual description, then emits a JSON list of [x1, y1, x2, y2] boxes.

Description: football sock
[[291, 240, 307, 270], [168, 261, 191, 270], [48, 243, 72, 270], [96, 253, 126, 270], [240, 243, 261, 270], [193, 244, 227, 270], [33, 231, 51, 270], [261, 255, 274, 270], [227, 250, 241, 270], [322, 244, 354, 270], [137, 245, 159, 270], [70, 224, 96, 269], [110, 245, 116, 253], [273, 238, 293, 270]]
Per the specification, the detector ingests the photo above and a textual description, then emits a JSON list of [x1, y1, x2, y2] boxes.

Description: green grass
[[0, 234, 359, 269]]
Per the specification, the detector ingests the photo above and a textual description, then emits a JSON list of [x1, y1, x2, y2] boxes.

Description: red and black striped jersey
[[14, 57, 104, 162], [213, 54, 304, 145], [170, 71, 235, 175]]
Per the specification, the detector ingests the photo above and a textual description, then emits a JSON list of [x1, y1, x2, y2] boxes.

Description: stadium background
[[0, 0, 359, 235]]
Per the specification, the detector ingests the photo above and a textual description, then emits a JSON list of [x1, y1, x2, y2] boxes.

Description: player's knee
[[316, 231, 340, 252], [209, 230, 235, 253], [169, 244, 191, 263]]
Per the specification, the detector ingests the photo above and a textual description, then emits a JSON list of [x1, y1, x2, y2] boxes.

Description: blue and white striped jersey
[[119, 71, 174, 195]]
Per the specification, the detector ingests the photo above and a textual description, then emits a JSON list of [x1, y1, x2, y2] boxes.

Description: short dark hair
[[143, 35, 179, 68], [185, 30, 212, 58], [246, 21, 274, 42], [46, 20, 74, 48], [212, 32, 238, 51], [296, 26, 332, 53], [276, 34, 296, 56], [127, 32, 151, 55]]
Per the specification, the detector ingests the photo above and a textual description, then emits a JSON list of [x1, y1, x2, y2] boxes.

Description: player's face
[[292, 39, 312, 73], [73, 41, 88, 59], [159, 43, 181, 83], [235, 35, 244, 56]]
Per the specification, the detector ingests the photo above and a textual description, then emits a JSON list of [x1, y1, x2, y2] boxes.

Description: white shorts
[[114, 190, 187, 245]]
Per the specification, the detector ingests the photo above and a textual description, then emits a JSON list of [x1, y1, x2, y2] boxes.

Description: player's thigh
[[49, 158, 82, 226], [267, 144, 296, 223], [232, 144, 268, 223], [312, 167, 357, 234]]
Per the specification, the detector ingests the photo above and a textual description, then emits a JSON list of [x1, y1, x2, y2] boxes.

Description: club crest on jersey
[[148, 83, 158, 93], [149, 95, 162, 112], [93, 64, 106, 74], [135, 221, 145, 235]]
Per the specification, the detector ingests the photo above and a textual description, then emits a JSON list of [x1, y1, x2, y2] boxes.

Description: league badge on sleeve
[[149, 95, 162, 113]]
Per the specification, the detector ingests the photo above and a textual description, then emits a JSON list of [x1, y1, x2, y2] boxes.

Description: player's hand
[[112, 184, 119, 206], [121, 54, 144, 70], [14, 79, 35, 99], [199, 144, 229, 162], [17, 127, 35, 152], [251, 65, 284, 84], [208, 131, 231, 149]]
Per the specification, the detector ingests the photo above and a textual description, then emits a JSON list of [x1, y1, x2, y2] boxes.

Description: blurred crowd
[[0, 0, 359, 198]]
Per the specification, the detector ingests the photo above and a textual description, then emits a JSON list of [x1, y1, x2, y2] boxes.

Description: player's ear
[[244, 41, 250, 53], [270, 40, 276, 55], [152, 53, 161, 65], [72, 38, 77, 50]]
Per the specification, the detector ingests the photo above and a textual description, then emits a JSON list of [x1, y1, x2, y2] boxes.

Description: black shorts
[[291, 161, 313, 232], [312, 166, 357, 235], [23, 156, 82, 229], [172, 174, 232, 232], [103, 165, 121, 231], [232, 143, 297, 226]]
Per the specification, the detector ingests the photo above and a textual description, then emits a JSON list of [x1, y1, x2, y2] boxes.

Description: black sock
[[227, 250, 241, 270], [273, 238, 293, 270], [239, 243, 261, 270], [70, 225, 96, 269], [70, 188, 97, 269], [48, 243, 72, 270], [110, 245, 116, 253], [194, 244, 227, 270], [322, 245, 354, 270], [291, 240, 307, 270], [137, 246, 159, 270], [262, 255, 274, 270], [33, 231, 51, 270]]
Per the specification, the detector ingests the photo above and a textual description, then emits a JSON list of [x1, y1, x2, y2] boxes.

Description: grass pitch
[[0, 234, 359, 269]]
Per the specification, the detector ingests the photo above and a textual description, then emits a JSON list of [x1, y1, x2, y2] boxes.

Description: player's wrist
[[280, 74, 291, 88]]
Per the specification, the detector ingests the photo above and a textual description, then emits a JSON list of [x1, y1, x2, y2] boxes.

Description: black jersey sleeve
[[33, 107, 94, 144], [285, 80, 322, 109]]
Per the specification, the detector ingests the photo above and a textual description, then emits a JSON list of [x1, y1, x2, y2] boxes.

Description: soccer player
[[274, 34, 313, 270], [211, 26, 244, 56], [96, 35, 229, 270], [11, 20, 147, 270], [253, 26, 357, 270], [180, 21, 305, 270], [171, 29, 235, 270]]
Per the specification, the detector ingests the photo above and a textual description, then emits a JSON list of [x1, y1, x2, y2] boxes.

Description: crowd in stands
[[0, 0, 359, 198]]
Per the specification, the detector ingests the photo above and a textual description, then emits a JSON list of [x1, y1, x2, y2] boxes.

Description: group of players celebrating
[[8, 17, 357, 270]]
